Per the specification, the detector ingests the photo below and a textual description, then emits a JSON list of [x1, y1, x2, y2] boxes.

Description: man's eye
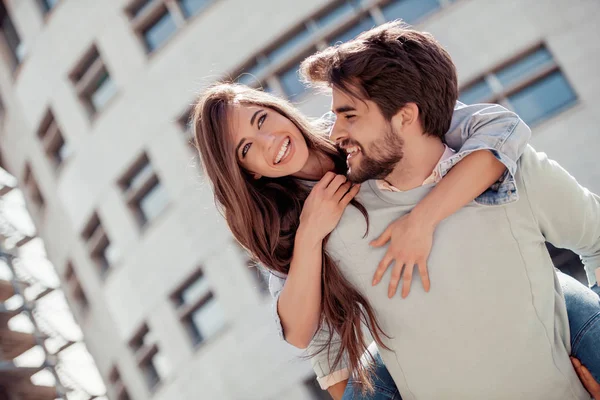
[[345, 115, 356, 120], [258, 113, 267, 129], [242, 143, 252, 157]]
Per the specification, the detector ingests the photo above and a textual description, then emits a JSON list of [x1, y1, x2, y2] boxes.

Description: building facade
[[0, 0, 598, 399]]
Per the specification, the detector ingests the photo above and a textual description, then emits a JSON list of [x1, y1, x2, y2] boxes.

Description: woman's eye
[[258, 113, 267, 129], [242, 142, 252, 157]]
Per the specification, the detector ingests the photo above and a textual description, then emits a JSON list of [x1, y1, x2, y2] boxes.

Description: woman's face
[[229, 103, 310, 178]]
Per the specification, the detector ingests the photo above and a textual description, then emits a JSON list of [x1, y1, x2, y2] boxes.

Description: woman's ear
[[253, 173, 262, 180]]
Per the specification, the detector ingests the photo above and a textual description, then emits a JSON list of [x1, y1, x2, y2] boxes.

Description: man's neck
[[384, 137, 445, 191]]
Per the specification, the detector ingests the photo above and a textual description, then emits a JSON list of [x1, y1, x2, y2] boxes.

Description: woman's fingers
[[334, 181, 353, 202], [325, 174, 348, 195], [340, 184, 360, 205], [316, 171, 337, 189]]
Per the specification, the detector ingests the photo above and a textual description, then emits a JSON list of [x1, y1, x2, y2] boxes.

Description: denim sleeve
[[441, 102, 532, 206]]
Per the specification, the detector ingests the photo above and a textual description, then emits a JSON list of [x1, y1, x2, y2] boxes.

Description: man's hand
[[370, 212, 434, 298], [572, 357, 600, 399]]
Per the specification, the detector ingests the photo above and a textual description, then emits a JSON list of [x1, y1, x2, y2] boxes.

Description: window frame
[[69, 45, 117, 118], [118, 153, 169, 228], [170, 267, 227, 347], [459, 44, 578, 126]]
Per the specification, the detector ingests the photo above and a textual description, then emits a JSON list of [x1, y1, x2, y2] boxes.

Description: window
[[127, 0, 216, 54], [109, 366, 131, 400], [37, 109, 70, 169], [129, 324, 170, 390], [266, 26, 312, 65], [38, 0, 60, 14], [231, 0, 452, 101], [69, 45, 117, 117], [328, 15, 376, 45], [177, 0, 212, 19], [22, 164, 44, 210], [140, 5, 177, 52], [118, 153, 169, 227], [314, 1, 359, 29], [278, 58, 309, 100], [0, 5, 24, 71], [380, 0, 442, 25], [81, 213, 119, 278], [171, 268, 226, 346], [459, 46, 577, 126], [64, 262, 89, 315]]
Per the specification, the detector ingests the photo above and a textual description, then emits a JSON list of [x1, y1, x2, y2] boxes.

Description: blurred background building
[[0, 0, 597, 399]]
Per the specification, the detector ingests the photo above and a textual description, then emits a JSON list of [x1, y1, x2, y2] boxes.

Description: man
[[299, 21, 600, 399]]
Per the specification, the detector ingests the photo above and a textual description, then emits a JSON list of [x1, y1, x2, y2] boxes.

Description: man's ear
[[399, 103, 419, 126]]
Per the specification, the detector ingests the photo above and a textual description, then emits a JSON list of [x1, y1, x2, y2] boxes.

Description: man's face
[[330, 87, 405, 183]]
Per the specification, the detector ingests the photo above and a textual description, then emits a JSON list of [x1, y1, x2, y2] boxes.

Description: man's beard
[[345, 126, 404, 184]]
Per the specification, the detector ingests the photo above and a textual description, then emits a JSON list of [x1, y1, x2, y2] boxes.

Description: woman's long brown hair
[[192, 82, 388, 389]]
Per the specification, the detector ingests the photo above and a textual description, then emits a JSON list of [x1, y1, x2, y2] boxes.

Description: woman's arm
[[327, 380, 349, 400], [277, 172, 360, 348], [372, 104, 531, 298]]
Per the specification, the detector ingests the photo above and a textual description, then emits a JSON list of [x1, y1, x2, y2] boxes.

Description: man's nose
[[329, 119, 346, 145]]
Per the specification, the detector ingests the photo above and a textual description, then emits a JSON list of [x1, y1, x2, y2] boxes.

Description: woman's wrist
[[296, 223, 325, 249]]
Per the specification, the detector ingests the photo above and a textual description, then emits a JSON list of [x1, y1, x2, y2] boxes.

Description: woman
[[193, 82, 600, 399]]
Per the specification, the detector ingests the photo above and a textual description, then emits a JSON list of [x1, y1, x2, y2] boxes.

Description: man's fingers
[[418, 259, 431, 293], [401, 263, 415, 299], [370, 227, 392, 248], [388, 263, 404, 298], [373, 253, 394, 285]]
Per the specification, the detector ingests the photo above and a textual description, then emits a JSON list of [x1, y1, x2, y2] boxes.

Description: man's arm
[[520, 146, 600, 286]]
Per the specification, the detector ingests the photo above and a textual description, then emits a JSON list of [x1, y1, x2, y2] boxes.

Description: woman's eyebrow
[[250, 109, 263, 126]]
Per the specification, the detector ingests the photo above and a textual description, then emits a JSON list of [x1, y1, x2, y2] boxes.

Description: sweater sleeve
[[268, 273, 350, 388], [520, 145, 600, 286]]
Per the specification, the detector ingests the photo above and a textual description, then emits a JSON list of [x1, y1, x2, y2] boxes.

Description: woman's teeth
[[275, 138, 291, 164]]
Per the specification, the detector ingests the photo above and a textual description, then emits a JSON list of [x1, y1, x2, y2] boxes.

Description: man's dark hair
[[300, 20, 458, 138]]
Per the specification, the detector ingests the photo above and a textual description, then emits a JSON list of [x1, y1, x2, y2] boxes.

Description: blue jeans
[[342, 272, 600, 399]]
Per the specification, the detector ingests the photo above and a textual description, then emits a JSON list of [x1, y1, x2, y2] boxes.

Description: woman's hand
[[299, 172, 360, 241], [370, 211, 434, 298], [572, 357, 600, 399]]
